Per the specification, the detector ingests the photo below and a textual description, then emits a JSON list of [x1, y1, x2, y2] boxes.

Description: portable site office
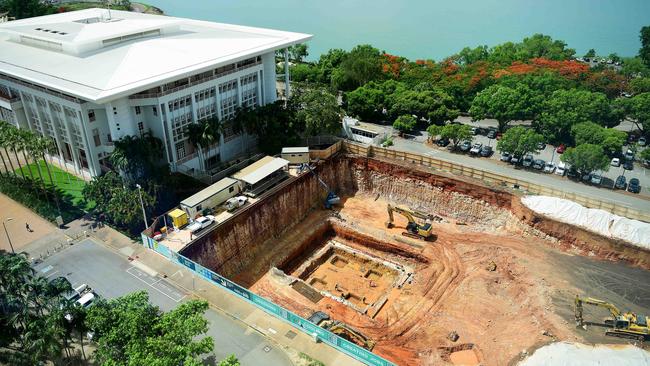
[[180, 177, 241, 218], [281, 147, 309, 165]]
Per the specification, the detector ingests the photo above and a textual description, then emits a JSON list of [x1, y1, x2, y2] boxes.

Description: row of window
[[240, 73, 257, 86], [220, 95, 238, 121], [218, 80, 237, 94], [197, 104, 217, 120], [194, 87, 216, 102], [241, 89, 258, 108], [170, 112, 194, 142], [168, 95, 192, 112]]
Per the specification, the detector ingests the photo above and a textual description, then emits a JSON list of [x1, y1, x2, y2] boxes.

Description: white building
[[0, 9, 311, 178]]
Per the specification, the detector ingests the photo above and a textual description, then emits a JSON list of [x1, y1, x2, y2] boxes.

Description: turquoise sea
[[146, 0, 650, 60]]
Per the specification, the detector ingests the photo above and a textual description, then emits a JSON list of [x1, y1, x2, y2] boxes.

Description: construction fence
[[343, 141, 650, 223], [141, 234, 396, 366]]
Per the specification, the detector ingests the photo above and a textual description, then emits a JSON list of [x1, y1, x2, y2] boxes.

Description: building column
[[257, 70, 263, 107], [77, 111, 99, 176], [284, 48, 290, 99]]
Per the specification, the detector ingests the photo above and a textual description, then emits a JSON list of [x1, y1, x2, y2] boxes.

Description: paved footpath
[[5, 192, 363, 366]]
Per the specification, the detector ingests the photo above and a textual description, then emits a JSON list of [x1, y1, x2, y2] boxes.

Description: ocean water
[[146, 0, 650, 60]]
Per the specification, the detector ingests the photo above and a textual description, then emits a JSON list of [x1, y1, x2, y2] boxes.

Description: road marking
[[172, 270, 183, 278], [268, 328, 277, 334], [126, 266, 185, 303], [40, 265, 54, 273], [44, 270, 59, 279]]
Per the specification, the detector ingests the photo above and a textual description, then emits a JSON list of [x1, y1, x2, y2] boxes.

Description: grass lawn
[[15, 160, 94, 210]]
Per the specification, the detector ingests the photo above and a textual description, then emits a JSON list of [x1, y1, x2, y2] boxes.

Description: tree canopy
[[86, 291, 213, 366], [392, 115, 417, 134], [570, 122, 626, 156], [560, 144, 610, 174], [469, 84, 538, 131], [331, 45, 384, 91], [640, 26, 650, 67], [496, 126, 544, 157], [294, 86, 343, 136]]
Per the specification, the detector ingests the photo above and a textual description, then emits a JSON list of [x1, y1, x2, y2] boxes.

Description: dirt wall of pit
[[179, 157, 356, 280], [511, 198, 650, 269], [181, 154, 650, 283]]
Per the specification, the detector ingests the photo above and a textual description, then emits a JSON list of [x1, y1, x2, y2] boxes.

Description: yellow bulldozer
[[386, 204, 434, 240], [575, 295, 649, 341]]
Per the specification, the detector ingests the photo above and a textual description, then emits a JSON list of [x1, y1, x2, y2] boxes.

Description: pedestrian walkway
[[0, 192, 59, 253]]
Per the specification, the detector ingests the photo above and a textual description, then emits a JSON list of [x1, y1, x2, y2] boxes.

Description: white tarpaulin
[[519, 342, 650, 366], [521, 196, 650, 250]]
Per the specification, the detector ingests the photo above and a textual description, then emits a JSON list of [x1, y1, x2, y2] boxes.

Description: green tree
[[232, 101, 302, 154], [621, 92, 650, 132], [639, 26, 650, 67], [294, 86, 342, 135], [289, 44, 309, 62], [314, 48, 348, 84], [620, 57, 650, 78], [560, 144, 610, 174], [537, 89, 621, 143], [440, 124, 472, 149], [219, 355, 241, 366], [469, 84, 538, 131], [516, 34, 575, 60], [389, 88, 458, 124], [109, 132, 164, 184], [584, 49, 596, 58], [495, 126, 544, 157], [290, 63, 319, 82], [0, 0, 53, 19], [639, 148, 650, 163], [331, 45, 383, 91], [608, 53, 620, 63], [392, 115, 417, 134], [630, 77, 650, 94], [86, 291, 213, 366], [571, 122, 626, 156], [456, 45, 489, 65]]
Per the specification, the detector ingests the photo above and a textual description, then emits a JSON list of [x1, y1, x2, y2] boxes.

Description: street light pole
[[135, 184, 148, 230], [3, 218, 15, 254]]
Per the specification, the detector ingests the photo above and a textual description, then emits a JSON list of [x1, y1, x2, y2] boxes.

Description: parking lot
[[34, 239, 292, 366]]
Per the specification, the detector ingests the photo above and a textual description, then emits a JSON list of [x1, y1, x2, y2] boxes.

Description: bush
[[392, 115, 417, 134]]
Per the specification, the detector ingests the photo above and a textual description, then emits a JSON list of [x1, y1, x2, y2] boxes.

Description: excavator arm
[[575, 295, 622, 325]]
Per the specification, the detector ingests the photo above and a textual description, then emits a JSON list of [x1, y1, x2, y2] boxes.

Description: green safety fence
[[141, 234, 396, 366]]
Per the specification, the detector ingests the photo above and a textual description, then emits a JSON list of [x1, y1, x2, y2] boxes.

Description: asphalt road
[[386, 135, 650, 213], [34, 239, 292, 366]]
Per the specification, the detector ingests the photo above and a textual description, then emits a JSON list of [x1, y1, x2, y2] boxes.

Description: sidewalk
[[86, 224, 364, 366]]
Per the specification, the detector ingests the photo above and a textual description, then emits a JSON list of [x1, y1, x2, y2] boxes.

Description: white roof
[[282, 147, 309, 154], [180, 177, 238, 208], [233, 156, 288, 185], [0, 9, 312, 103]]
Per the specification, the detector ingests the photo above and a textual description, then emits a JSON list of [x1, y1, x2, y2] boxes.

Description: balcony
[[0, 92, 21, 110]]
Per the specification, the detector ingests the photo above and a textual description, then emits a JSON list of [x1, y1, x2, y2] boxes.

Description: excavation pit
[[278, 223, 413, 316]]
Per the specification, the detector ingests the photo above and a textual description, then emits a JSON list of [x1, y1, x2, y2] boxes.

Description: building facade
[[0, 9, 310, 178]]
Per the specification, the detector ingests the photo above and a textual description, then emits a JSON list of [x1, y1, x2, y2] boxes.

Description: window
[[135, 106, 141, 115], [92, 128, 100, 146], [153, 106, 157, 116], [196, 204, 202, 211], [88, 110, 95, 122], [229, 186, 234, 193], [113, 107, 117, 115], [175, 141, 186, 159], [107, 134, 112, 143], [138, 122, 144, 133]]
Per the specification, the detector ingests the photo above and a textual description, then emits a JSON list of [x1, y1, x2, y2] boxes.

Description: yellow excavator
[[386, 204, 434, 240], [575, 295, 649, 341]]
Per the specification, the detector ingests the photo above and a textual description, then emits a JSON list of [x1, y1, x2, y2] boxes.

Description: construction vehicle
[[574, 295, 649, 341], [299, 163, 340, 209], [386, 204, 434, 240], [308, 312, 374, 350]]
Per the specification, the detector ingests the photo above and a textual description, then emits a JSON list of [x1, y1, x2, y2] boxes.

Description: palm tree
[[0, 121, 11, 176], [6, 127, 26, 179], [35, 136, 62, 216], [204, 116, 223, 169], [17, 129, 37, 183], [186, 122, 206, 170]]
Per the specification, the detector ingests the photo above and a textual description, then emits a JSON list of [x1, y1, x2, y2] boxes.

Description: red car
[[556, 144, 566, 154]]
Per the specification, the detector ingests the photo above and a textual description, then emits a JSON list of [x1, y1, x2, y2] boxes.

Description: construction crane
[[574, 295, 649, 341], [299, 163, 340, 209], [386, 204, 434, 240]]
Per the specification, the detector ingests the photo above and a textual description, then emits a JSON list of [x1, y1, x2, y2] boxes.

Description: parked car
[[437, 137, 450, 147], [532, 159, 545, 170], [522, 155, 534, 168], [639, 137, 647, 147], [567, 167, 579, 180], [500, 151, 511, 162], [543, 162, 556, 173], [610, 157, 620, 167], [187, 215, 216, 233], [627, 178, 641, 193], [536, 142, 546, 150], [555, 162, 567, 176], [479, 146, 493, 157], [225, 196, 248, 211], [65, 291, 97, 322], [487, 129, 497, 139], [614, 175, 627, 190], [470, 127, 479, 135], [470, 143, 483, 155], [590, 173, 603, 186], [459, 140, 472, 152], [556, 144, 566, 154], [510, 155, 522, 165], [624, 149, 635, 161], [581, 172, 592, 183], [623, 160, 634, 171]]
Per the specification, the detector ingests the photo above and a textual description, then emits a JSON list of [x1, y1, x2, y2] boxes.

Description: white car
[[469, 143, 482, 155], [225, 196, 248, 211], [639, 137, 647, 147], [543, 162, 556, 173], [65, 291, 96, 322], [187, 215, 215, 233], [555, 162, 567, 176], [611, 157, 620, 167]]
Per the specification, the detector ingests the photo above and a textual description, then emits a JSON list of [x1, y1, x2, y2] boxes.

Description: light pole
[[3, 218, 15, 254], [135, 184, 148, 230]]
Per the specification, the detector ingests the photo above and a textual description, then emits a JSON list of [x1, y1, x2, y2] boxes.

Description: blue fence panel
[[141, 238, 395, 366]]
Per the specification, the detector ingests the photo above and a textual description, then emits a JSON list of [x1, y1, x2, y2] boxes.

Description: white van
[[555, 162, 567, 176]]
